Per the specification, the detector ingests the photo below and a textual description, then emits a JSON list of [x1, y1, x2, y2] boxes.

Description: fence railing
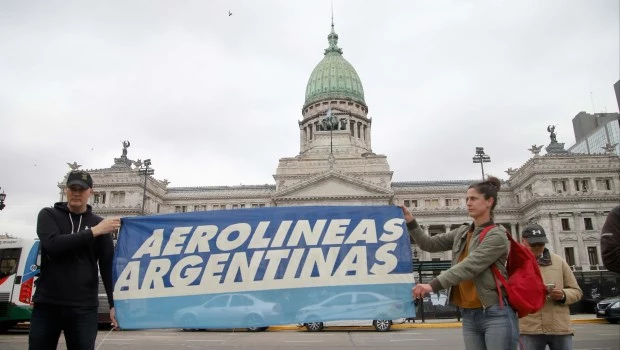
[[412, 260, 460, 322], [412, 262, 619, 317]]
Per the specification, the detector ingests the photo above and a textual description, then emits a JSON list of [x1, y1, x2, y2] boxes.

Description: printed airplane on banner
[[113, 205, 416, 329]]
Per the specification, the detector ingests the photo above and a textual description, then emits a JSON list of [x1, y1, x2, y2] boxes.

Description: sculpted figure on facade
[[66, 161, 82, 170], [602, 142, 618, 155], [528, 144, 543, 156], [121, 140, 130, 158], [547, 125, 557, 143], [322, 108, 339, 131], [132, 159, 142, 169]]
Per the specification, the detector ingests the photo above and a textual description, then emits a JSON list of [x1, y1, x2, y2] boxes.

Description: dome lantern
[[303, 24, 366, 111]]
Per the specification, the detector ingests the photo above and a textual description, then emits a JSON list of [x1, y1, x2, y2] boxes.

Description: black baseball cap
[[522, 223, 549, 244], [66, 170, 93, 189]]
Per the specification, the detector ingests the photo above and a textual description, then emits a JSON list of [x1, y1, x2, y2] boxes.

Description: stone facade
[[57, 148, 620, 272]]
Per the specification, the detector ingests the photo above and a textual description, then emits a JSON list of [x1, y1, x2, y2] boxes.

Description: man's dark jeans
[[29, 303, 98, 350]]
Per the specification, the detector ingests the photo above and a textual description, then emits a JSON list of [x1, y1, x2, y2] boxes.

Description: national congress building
[[59, 25, 620, 273]]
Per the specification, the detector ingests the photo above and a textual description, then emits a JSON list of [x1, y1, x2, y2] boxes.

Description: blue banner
[[113, 205, 415, 329]]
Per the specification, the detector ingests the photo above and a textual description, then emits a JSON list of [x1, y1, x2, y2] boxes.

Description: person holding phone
[[519, 224, 583, 350]]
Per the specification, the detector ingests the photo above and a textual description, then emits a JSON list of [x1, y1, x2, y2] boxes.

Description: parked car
[[595, 295, 620, 324], [173, 293, 281, 332], [296, 291, 407, 332]]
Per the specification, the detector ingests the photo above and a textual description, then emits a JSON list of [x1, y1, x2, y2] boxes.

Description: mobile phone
[[545, 283, 556, 290]]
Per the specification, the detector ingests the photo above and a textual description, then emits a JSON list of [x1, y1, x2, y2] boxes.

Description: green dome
[[304, 25, 366, 109]]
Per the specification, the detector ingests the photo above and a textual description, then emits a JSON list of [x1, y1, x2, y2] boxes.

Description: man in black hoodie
[[29, 170, 119, 350]]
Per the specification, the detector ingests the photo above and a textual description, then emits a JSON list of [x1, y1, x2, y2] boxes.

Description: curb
[[571, 318, 607, 324], [393, 322, 463, 329], [268, 318, 606, 331]]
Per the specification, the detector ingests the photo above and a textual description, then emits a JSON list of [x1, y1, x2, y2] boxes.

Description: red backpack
[[479, 225, 546, 318]]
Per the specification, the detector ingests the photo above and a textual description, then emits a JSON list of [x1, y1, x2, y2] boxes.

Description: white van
[[0, 237, 40, 331]]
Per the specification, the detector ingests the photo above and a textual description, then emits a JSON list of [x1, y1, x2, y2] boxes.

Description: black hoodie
[[34, 202, 114, 308]]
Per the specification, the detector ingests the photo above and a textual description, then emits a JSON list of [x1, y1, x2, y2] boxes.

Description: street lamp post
[[472, 147, 491, 180], [0, 187, 6, 211], [138, 159, 154, 216]]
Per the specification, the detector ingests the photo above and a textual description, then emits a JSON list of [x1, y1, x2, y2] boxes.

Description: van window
[[0, 248, 21, 278]]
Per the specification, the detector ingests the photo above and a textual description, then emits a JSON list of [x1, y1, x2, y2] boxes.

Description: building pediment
[[559, 234, 578, 242], [582, 233, 599, 241], [272, 170, 393, 200]]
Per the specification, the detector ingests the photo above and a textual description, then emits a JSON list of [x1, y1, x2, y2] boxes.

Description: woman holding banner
[[400, 176, 519, 350]]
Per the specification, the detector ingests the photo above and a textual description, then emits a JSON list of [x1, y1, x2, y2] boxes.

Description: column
[[444, 225, 452, 260], [300, 126, 305, 149], [510, 222, 518, 238], [514, 222, 521, 240], [410, 243, 417, 261], [367, 119, 372, 148], [595, 211, 606, 232], [574, 212, 588, 266], [593, 212, 605, 268], [547, 214, 559, 254], [420, 225, 430, 261], [423, 224, 430, 236], [503, 222, 512, 236]]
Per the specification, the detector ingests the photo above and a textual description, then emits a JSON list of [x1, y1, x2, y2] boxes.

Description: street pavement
[[2, 314, 617, 350]]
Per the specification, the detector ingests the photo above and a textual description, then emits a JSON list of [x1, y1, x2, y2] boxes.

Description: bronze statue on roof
[[547, 125, 557, 143], [121, 140, 130, 158]]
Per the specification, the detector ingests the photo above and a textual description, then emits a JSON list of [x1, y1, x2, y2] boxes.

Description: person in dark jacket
[[29, 170, 119, 350], [601, 205, 620, 273]]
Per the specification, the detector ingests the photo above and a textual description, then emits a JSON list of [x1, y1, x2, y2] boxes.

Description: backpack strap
[[477, 225, 495, 241], [478, 225, 505, 308]]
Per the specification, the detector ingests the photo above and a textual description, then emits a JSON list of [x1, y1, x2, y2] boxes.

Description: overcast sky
[[1, 0, 618, 239]]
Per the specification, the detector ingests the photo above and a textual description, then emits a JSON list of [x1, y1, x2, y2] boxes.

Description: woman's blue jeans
[[461, 300, 520, 350]]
